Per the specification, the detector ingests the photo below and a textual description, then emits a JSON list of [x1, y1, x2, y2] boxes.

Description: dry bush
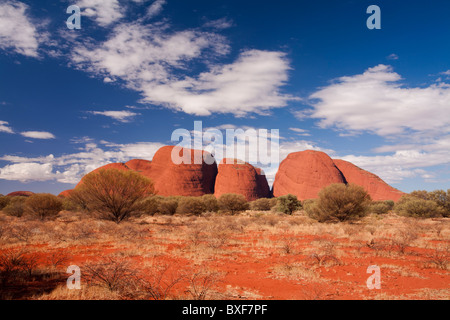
[[141, 196, 163, 215], [83, 256, 140, 293], [390, 229, 419, 254], [306, 184, 371, 222], [3, 196, 27, 217], [395, 195, 445, 218], [309, 240, 342, 267], [249, 198, 272, 211], [25, 193, 63, 221], [410, 189, 450, 217], [46, 251, 71, 269], [0, 196, 11, 210], [201, 194, 219, 213], [71, 169, 155, 223], [218, 194, 249, 214], [185, 270, 223, 300], [177, 197, 206, 216], [0, 250, 40, 288], [5, 221, 42, 242], [158, 198, 179, 215], [138, 264, 185, 300], [425, 246, 449, 270]]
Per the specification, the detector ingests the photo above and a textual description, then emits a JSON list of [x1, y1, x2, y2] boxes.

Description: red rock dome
[[6, 191, 34, 197], [272, 150, 346, 200], [214, 159, 271, 201], [332, 159, 404, 201]]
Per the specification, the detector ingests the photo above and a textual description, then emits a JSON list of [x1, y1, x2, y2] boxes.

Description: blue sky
[[1, 0, 450, 195]]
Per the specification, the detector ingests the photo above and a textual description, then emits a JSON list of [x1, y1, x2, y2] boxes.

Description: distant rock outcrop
[[146, 146, 217, 197], [6, 191, 34, 197], [58, 189, 73, 198], [214, 159, 271, 201], [272, 150, 347, 200], [332, 159, 404, 201]]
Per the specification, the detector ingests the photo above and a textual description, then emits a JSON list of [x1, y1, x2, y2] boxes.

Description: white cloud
[[89, 110, 139, 122], [387, 53, 399, 60], [308, 65, 450, 137], [20, 131, 55, 139], [0, 121, 14, 134], [0, 162, 54, 182], [203, 18, 233, 30], [146, 0, 166, 18], [76, 0, 124, 27], [72, 19, 293, 116], [0, 1, 41, 57]]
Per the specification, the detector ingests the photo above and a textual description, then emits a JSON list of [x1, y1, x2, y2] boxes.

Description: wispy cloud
[[0, 121, 14, 134], [0, 1, 42, 57], [76, 0, 124, 27], [203, 17, 233, 30], [20, 131, 55, 139], [89, 110, 139, 122]]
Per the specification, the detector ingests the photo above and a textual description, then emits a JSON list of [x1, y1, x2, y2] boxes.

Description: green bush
[[410, 189, 450, 217], [177, 197, 206, 215], [25, 193, 63, 220], [250, 198, 272, 211], [3, 196, 27, 217], [61, 197, 81, 212], [395, 195, 445, 218], [218, 194, 249, 214], [306, 184, 371, 222], [158, 198, 179, 215], [201, 194, 219, 212], [276, 194, 302, 215], [141, 196, 163, 216], [0, 196, 11, 210], [370, 200, 395, 214]]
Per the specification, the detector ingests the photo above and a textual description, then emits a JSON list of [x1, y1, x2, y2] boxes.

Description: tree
[[71, 169, 155, 223], [25, 193, 63, 220], [276, 194, 301, 215]]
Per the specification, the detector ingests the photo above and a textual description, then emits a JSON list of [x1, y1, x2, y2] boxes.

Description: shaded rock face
[[214, 159, 271, 201], [146, 146, 217, 197], [272, 150, 347, 200], [58, 190, 73, 198], [6, 191, 34, 197], [332, 159, 404, 201], [125, 159, 152, 174]]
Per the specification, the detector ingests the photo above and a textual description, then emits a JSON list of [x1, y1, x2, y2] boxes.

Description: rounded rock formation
[[272, 150, 347, 200], [142, 146, 217, 197], [58, 189, 74, 198], [214, 159, 271, 201], [332, 159, 404, 201], [6, 191, 34, 197]]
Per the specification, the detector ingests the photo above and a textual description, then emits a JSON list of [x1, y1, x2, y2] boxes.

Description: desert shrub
[[370, 200, 395, 214], [395, 195, 445, 218], [302, 199, 317, 215], [250, 198, 272, 211], [306, 184, 371, 222], [410, 189, 450, 217], [201, 194, 219, 212], [0, 196, 11, 210], [158, 198, 179, 215], [61, 197, 80, 212], [70, 169, 155, 223], [141, 196, 164, 216], [3, 196, 27, 217], [218, 194, 249, 214], [25, 193, 63, 221], [177, 197, 206, 215], [276, 194, 302, 215], [269, 198, 278, 208]]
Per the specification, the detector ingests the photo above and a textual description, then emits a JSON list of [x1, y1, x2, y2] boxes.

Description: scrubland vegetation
[[0, 170, 448, 300]]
